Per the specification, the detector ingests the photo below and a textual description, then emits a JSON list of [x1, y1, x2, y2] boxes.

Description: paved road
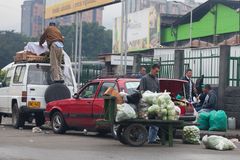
[[0, 118, 239, 160]]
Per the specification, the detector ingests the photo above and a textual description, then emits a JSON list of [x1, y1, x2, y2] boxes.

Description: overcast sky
[[0, 0, 207, 32]]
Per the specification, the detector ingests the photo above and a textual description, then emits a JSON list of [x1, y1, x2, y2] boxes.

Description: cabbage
[[162, 116, 167, 120], [167, 115, 176, 120], [168, 109, 176, 116], [142, 91, 161, 105], [161, 108, 168, 116], [148, 104, 160, 115]]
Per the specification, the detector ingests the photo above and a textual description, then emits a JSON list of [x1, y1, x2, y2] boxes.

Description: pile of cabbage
[[142, 90, 180, 120], [183, 126, 201, 144]]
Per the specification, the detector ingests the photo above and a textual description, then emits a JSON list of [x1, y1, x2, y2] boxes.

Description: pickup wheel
[[51, 111, 67, 134], [35, 112, 45, 127], [12, 103, 25, 129]]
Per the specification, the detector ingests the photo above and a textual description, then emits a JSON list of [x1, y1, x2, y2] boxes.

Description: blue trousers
[[148, 125, 159, 142]]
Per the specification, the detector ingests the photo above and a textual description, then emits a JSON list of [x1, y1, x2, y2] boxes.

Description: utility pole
[[124, 0, 128, 74], [120, 0, 125, 75], [74, 12, 79, 77], [78, 13, 83, 85]]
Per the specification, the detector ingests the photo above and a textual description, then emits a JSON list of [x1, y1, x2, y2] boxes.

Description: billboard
[[112, 6, 161, 53], [45, 0, 120, 19]]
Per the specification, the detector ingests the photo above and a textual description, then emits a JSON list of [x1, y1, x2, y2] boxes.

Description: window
[[125, 81, 140, 94], [27, 65, 73, 86], [13, 66, 26, 84], [98, 82, 118, 98], [79, 83, 99, 98], [2, 69, 13, 87]]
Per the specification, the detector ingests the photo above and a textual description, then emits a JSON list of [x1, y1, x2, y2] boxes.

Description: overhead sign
[[45, 0, 120, 19], [111, 55, 134, 66], [112, 6, 161, 53]]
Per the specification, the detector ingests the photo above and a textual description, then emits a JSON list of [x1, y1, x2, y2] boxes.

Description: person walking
[[139, 64, 160, 144], [134, 67, 147, 79], [39, 22, 64, 82], [181, 69, 196, 102]]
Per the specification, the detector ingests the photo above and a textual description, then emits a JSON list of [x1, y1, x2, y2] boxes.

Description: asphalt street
[[0, 118, 239, 160]]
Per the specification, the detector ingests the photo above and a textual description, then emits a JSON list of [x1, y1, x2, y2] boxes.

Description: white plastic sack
[[202, 135, 237, 151], [116, 103, 137, 122], [183, 126, 201, 144], [142, 91, 162, 105], [24, 42, 49, 55]]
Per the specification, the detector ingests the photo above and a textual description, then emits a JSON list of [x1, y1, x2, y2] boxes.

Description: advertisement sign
[[112, 6, 161, 53], [111, 55, 134, 66], [45, 0, 120, 19]]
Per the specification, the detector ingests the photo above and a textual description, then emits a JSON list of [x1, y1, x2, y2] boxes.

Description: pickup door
[[92, 82, 118, 123], [66, 82, 100, 129]]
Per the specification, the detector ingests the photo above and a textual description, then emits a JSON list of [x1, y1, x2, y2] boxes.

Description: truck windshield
[[27, 65, 73, 86]]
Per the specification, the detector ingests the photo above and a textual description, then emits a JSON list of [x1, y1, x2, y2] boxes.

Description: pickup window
[[27, 65, 73, 86], [97, 82, 118, 98], [13, 66, 26, 84], [79, 83, 99, 98]]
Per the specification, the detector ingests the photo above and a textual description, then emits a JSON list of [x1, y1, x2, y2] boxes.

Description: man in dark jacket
[[199, 84, 217, 113], [139, 64, 160, 144], [181, 69, 196, 102]]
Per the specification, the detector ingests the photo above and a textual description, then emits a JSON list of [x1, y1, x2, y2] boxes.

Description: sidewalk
[[176, 129, 240, 140]]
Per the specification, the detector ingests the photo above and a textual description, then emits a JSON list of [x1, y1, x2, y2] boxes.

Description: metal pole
[[74, 12, 79, 77], [42, 0, 46, 33], [190, 9, 193, 47], [124, 0, 128, 74], [78, 12, 83, 85], [120, 0, 125, 75]]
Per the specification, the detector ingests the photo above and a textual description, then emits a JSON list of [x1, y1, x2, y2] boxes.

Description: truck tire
[[45, 83, 71, 103], [12, 103, 25, 129], [35, 112, 45, 127], [51, 111, 67, 134], [123, 124, 147, 147]]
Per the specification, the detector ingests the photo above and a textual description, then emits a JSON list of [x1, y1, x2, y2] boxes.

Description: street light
[[173, 1, 193, 47]]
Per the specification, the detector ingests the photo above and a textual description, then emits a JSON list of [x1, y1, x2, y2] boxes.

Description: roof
[[173, 0, 240, 26]]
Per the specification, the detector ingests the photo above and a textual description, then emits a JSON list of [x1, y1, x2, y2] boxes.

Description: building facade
[[126, 0, 201, 15], [21, 0, 34, 37], [21, 0, 103, 37]]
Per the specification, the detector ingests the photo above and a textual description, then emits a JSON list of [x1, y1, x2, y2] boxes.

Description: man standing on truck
[[39, 22, 64, 82], [139, 64, 160, 144]]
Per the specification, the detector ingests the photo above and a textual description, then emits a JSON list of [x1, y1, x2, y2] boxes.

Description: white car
[[0, 62, 77, 128]]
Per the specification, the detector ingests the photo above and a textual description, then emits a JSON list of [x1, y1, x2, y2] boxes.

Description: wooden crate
[[14, 51, 48, 63]]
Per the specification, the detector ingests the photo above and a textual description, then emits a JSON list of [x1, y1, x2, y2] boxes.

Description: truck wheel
[[116, 126, 128, 145], [123, 124, 147, 147], [51, 111, 67, 134], [12, 103, 25, 129], [35, 112, 45, 127]]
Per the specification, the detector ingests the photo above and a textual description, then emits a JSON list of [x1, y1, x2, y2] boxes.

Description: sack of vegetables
[[183, 126, 201, 144]]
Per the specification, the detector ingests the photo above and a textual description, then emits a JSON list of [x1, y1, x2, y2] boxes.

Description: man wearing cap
[[39, 22, 64, 82]]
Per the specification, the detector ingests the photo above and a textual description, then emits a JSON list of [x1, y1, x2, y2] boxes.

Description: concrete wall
[[224, 87, 240, 129]]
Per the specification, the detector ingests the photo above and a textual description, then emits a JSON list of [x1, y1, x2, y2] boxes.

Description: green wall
[[162, 4, 240, 43]]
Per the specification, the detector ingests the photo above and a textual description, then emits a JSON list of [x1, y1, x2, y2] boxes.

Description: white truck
[[0, 62, 77, 128]]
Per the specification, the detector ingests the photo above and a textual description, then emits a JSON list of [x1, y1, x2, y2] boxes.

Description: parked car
[[0, 62, 77, 128], [45, 78, 196, 134]]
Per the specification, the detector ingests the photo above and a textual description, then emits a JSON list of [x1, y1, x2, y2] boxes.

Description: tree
[[0, 23, 112, 69], [60, 22, 112, 59], [0, 31, 36, 69]]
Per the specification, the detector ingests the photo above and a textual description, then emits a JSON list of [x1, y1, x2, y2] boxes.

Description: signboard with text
[[45, 0, 120, 19], [112, 6, 161, 53]]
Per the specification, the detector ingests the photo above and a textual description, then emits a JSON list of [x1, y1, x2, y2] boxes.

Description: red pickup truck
[[44, 78, 196, 134]]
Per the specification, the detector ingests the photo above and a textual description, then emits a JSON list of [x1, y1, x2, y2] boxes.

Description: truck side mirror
[[73, 93, 79, 99]]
